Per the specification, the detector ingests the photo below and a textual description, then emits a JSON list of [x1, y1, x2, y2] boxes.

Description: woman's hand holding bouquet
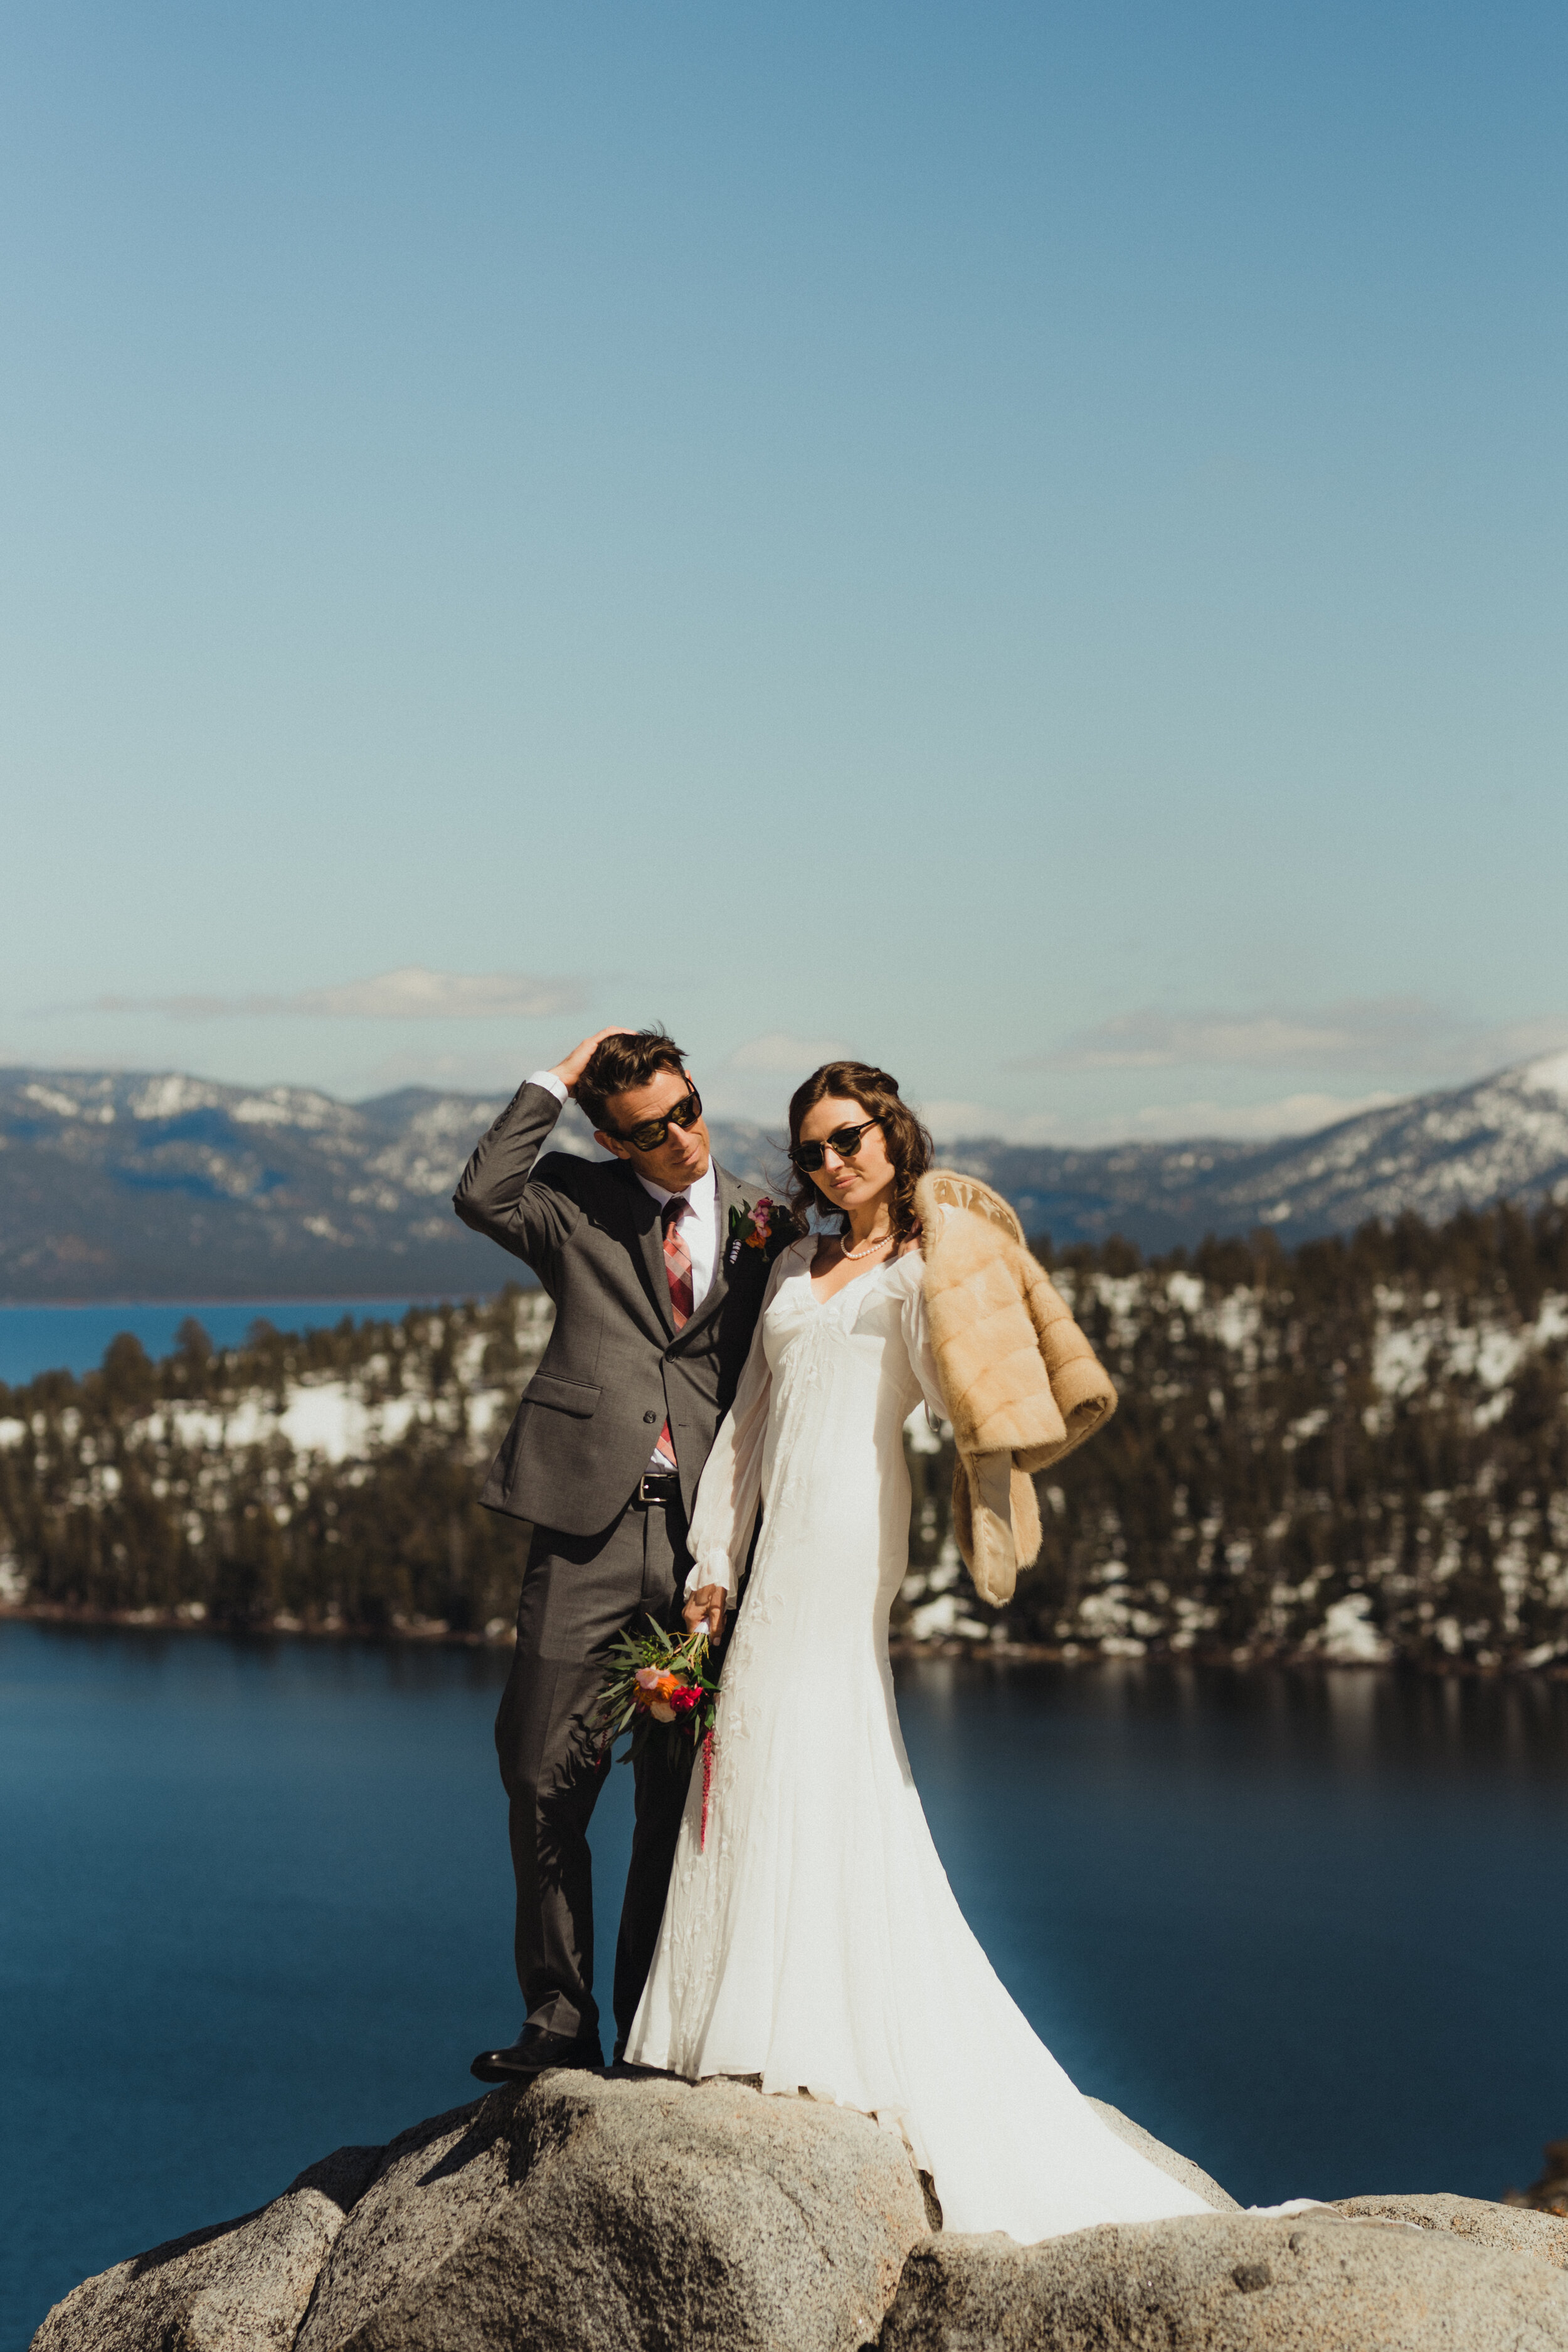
[[592, 1616, 722, 1847], [683, 1582, 728, 1640]]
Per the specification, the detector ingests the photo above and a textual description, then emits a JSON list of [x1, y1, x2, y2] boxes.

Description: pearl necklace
[[842, 1232, 894, 1261]]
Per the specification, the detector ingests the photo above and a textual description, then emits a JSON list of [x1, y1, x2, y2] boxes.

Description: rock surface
[[298, 2069, 928, 2352], [35, 2072, 1568, 2352], [1333, 2191, 1568, 2270], [31, 2144, 383, 2352], [1088, 2097, 1241, 2211], [880, 2208, 1568, 2351]]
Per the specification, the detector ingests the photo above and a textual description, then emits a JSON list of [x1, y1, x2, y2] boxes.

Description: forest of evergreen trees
[[0, 1297, 549, 1639], [2, 1199, 1565, 1669], [998, 1203, 1568, 1668]]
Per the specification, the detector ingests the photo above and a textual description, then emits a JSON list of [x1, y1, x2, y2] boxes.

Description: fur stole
[[915, 1170, 1117, 1608]]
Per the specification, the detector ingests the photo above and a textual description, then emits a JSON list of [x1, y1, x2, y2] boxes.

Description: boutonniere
[[726, 1196, 795, 1269]]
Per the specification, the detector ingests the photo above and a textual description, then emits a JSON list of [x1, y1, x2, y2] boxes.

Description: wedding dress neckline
[[801, 1237, 918, 1309]]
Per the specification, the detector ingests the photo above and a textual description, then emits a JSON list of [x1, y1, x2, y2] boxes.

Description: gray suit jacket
[[453, 1081, 782, 1536]]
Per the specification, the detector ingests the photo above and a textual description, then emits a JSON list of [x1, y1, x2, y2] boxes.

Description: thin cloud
[[918, 1098, 1009, 1143], [726, 1030, 852, 1074], [923, 1090, 1402, 1147], [1015, 999, 1568, 1078], [82, 967, 585, 1022], [1123, 1091, 1401, 1141]]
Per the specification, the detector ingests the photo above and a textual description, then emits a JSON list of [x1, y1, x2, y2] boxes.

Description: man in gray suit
[[453, 1026, 785, 2079]]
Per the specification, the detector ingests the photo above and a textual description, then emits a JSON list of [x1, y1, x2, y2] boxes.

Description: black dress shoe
[[470, 2026, 603, 2085]]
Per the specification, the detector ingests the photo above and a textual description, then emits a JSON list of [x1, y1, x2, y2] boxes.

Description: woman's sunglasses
[[790, 1116, 881, 1174], [617, 1087, 704, 1152]]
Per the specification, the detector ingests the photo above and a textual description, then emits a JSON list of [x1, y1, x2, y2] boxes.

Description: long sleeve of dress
[[899, 1248, 953, 1426], [683, 1247, 795, 1600]]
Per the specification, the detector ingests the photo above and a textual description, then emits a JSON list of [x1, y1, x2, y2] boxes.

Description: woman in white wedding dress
[[624, 1060, 1216, 2243]]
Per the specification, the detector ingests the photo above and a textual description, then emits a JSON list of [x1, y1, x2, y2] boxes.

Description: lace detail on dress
[[707, 1260, 829, 1706], [767, 1305, 834, 1519]]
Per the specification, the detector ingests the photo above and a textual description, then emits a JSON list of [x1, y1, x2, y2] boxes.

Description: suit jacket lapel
[[623, 1169, 677, 1339]]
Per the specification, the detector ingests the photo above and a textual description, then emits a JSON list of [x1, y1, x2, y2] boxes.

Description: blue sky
[[3, 1, 1564, 1141]]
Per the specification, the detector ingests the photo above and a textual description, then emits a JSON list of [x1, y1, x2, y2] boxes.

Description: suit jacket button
[[643, 1409, 657, 1423]]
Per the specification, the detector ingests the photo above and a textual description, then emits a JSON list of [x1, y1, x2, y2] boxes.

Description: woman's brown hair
[[785, 1060, 933, 1245]]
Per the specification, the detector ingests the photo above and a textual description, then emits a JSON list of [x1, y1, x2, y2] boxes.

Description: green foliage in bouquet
[[592, 1617, 719, 1765]]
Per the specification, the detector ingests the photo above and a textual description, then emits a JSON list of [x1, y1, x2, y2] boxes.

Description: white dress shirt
[[527, 1070, 719, 1472]]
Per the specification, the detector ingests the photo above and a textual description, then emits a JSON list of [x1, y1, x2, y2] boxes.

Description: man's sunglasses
[[790, 1116, 881, 1174], [616, 1087, 704, 1152]]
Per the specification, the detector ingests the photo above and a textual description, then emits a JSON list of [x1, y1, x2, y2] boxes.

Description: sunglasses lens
[[794, 1121, 871, 1173], [623, 1089, 699, 1151]]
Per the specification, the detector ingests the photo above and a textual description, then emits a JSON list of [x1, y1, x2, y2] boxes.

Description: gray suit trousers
[[494, 1497, 695, 2051]]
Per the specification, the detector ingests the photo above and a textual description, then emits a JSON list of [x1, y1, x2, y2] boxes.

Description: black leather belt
[[635, 1472, 680, 1507]]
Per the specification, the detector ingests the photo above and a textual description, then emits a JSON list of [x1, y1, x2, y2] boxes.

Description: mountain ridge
[[2, 1055, 1566, 1300], [951, 1051, 1568, 1253]]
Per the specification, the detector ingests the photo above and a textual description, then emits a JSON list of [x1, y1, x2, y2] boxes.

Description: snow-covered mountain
[[946, 1052, 1568, 1250], [3, 1055, 1565, 1300], [0, 1068, 777, 1301]]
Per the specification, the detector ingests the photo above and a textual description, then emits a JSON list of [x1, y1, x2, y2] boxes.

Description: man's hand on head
[[551, 1028, 633, 1097]]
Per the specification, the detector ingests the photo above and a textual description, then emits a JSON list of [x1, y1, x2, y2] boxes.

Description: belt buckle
[[638, 1473, 668, 1504]]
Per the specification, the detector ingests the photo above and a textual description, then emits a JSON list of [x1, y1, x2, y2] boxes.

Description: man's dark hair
[[578, 1028, 689, 1134]]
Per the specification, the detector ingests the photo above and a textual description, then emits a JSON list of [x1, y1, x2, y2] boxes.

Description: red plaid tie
[[654, 1195, 692, 1464]]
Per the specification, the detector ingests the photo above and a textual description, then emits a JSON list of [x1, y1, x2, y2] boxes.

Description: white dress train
[[624, 1235, 1216, 2243]]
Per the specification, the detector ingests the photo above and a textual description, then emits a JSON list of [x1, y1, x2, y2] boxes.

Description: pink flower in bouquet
[[633, 1665, 685, 1723]]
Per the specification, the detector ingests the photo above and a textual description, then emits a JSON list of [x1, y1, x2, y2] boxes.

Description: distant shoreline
[[6, 1601, 1566, 1678], [0, 1599, 507, 1648], [0, 1294, 464, 1312], [0, 1292, 487, 1389]]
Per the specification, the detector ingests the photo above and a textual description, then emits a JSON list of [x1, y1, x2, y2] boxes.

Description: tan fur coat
[[915, 1169, 1117, 1607]]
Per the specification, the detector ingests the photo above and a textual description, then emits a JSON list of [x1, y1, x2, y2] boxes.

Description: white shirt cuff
[[526, 1070, 569, 1105]]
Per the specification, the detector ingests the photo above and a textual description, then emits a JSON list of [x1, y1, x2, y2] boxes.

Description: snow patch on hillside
[[23, 1083, 114, 1122], [1310, 1594, 1394, 1664], [1522, 1051, 1568, 1104], [142, 1383, 433, 1464], [231, 1088, 348, 1132], [130, 1075, 225, 1120], [1371, 1289, 1568, 1406]]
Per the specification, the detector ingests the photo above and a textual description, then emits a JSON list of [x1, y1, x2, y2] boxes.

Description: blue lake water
[[3, 1625, 1566, 2348], [0, 1301, 437, 1389]]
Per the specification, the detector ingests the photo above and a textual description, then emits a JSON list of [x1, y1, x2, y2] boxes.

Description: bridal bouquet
[[594, 1619, 717, 1753], [593, 1619, 720, 1845]]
